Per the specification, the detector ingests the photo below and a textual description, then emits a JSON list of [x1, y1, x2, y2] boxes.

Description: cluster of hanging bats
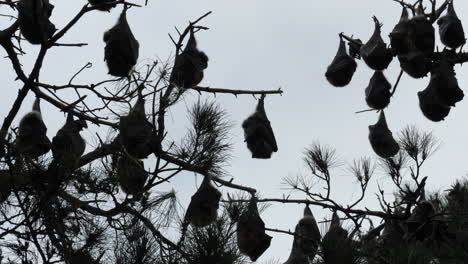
[[283, 208, 354, 264], [282, 198, 439, 264], [10, 0, 284, 261], [8, 0, 449, 262], [326, 1, 465, 159]]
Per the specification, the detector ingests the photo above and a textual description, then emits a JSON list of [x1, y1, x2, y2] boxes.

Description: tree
[[0, 0, 468, 264]]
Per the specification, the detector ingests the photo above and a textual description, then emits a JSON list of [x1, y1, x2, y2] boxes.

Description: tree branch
[[158, 152, 257, 194], [190, 86, 283, 96], [228, 198, 404, 219]]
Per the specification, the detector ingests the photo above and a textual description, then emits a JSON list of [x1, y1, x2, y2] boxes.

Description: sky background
[[2, 0, 468, 262]]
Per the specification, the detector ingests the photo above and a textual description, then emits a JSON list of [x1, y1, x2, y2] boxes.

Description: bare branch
[[190, 86, 283, 96]]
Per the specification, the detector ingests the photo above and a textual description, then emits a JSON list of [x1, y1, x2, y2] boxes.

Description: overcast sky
[[2, 0, 468, 262]]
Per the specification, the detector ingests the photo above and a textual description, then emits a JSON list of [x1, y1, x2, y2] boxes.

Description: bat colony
[[10, 1, 281, 261], [10, 0, 460, 264], [11, 0, 461, 261], [326, 1, 465, 159], [9, 0, 465, 262]]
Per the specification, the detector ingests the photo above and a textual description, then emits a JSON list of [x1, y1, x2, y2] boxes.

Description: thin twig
[[391, 70, 404, 97], [355, 109, 379, 114]]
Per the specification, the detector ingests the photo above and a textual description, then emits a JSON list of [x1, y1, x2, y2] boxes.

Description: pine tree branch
[[264, 227, 296, 237], [32, 87, 118, 128], [158, 152, 257, 194], [226, 198, 404, 219], [78, 140, 120, 167], [190, 86, 283, 96], [0, 21, 26, 82]]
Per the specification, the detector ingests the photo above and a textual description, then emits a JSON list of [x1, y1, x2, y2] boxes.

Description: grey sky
[[1, 0, 468, 262]]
